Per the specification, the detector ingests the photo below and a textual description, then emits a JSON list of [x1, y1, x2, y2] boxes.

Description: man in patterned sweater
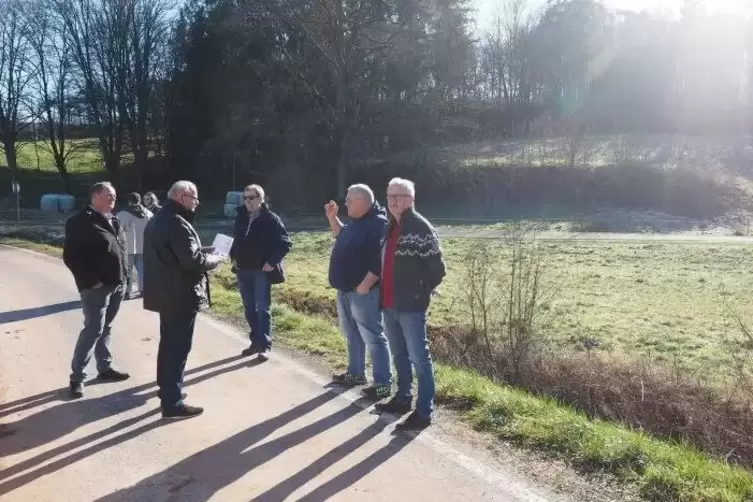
[[375, 177, 446, 430]]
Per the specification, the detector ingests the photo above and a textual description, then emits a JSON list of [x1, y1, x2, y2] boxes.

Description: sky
[[471, 0, 753, 33]]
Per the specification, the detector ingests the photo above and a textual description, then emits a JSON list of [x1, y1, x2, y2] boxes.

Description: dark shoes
[[362, 384, 391, 401], [396, 411, 432, 431], [162, 404, 204, 420], [69, 368, 129, 398], [69, 381, 84, 399], [374, 397, 412, 415], [98, 368, 130, 382], [332, 372, 367, 387], [242, 344, 271, 361]]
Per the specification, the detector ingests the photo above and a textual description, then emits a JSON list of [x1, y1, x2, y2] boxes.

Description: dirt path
[[0, 245, 562, 502]]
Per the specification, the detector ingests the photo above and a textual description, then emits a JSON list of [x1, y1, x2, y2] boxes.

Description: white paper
[[212, 233, 234, 257]]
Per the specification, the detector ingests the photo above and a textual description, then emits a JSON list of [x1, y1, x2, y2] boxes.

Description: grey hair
[[89, 181, 114, 200], [168, 180, 197, 200], [387, 177, 415, 197], [347, 184, 375, 205], [244, 184, 265, 201]]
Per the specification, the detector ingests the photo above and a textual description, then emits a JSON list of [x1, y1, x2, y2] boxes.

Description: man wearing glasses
[[375, 177, 446, 431], [229, 184, 292, 360], [143, 181, 225, 419], [325, 184, 393, 401]]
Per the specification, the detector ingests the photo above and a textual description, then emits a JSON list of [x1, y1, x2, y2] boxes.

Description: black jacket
[[63, 206, 128, 292], [229, 203, 292, 277], [142, 199, 221, 314], [381, 206, 446, 312]]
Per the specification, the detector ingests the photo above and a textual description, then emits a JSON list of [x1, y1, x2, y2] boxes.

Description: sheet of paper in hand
[[212, 233, 234, 257]]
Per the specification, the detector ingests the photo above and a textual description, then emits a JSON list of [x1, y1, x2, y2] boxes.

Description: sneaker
[[396, 411, 432, 431], [69, 381, 84, 399], [331, 372, 367, 387], [362, 384, 391, 401], [374, 397, 412, 415], [258, 348, 271, 362], [162, 404, 204, 420], [241, 344, 258, 357], [98, 368, 130, 382]]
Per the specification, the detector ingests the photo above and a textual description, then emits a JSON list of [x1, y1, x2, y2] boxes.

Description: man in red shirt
[[376, 177, 446, 431]]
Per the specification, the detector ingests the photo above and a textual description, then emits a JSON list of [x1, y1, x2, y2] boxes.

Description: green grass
[[270, 232, 753, 378], [4, 233, 753, 501], [15, 138, 134, 173]]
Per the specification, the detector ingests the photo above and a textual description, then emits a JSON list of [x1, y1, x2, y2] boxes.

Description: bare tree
[[27, 0, 84, 192], [0, 0, 35, 178], [123, 0, 172, 189], [51, 0, 132, 178], [266, 0, 400, 198]]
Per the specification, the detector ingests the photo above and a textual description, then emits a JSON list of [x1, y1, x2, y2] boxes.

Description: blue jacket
[[328, 203, 388, 292]]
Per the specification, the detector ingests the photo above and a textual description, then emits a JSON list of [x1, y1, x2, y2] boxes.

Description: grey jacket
[[380, 206, 446, 312]]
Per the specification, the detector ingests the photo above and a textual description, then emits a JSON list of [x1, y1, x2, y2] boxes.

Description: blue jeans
[[383, 309, 435, 419], [70, 283, 125, 383], [126, 254, 144, 294], [237, 268, 272, 349], [336, 288, 391, 386], [157, 309, 197, 409]]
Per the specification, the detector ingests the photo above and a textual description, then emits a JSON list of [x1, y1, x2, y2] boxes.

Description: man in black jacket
[[63, 182, 131, 399], [229, 184, 292, 360], [142, 181, 224, 419]]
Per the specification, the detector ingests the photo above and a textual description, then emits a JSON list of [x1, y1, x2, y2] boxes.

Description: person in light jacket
[[118, 192, 153, 299]]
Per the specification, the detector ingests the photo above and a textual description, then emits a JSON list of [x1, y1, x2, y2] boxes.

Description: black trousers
[[157, 309, 197, 409]]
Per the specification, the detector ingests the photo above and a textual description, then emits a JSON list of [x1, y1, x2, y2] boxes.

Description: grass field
[[15, 139, 138, 173], [244, 231, 753, 377]]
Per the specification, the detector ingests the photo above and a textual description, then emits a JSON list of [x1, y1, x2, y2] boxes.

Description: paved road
[[0, 245, 561, 502]]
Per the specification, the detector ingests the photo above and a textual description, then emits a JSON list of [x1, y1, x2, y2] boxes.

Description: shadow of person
[[92, 391, 368, 502], [0, 300, 82, 324], [249, 418, 413, 501], [0, 354, 251, 461], [295, 434, 414, 501]]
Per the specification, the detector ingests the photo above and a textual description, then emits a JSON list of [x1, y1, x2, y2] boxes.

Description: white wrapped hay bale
[[225, 191, 244, 207], [40, 194, 75, 213], [224, 203, 238, 218]]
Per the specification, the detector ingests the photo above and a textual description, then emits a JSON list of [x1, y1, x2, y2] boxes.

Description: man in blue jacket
[[325, 184, 392, 401], [229, 184, 292, 361]]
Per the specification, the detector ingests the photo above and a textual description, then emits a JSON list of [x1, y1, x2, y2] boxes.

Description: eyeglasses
[[386, 194, 409, 201], [244, 195, 261, 201]]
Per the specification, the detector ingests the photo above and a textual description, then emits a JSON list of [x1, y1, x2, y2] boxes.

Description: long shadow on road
[[0, 354, 254, 495], [0, 300, 82, 324], [93, 391, 375, 502], [250, 419, 413, 501]]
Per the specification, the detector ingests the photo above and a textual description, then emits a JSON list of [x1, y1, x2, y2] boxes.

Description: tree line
[[1, 0, 751, 204]]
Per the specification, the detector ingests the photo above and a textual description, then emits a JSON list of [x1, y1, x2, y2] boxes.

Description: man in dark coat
[[142, 180, 224, 420], [229, 184, 292, 360], [63, 182, 131, 399], [375, 177, 446, 431]]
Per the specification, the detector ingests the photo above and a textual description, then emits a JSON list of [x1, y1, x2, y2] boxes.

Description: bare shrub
[[456, 225, 558, 382]]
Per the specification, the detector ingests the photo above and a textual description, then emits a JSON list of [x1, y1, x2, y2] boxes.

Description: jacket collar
[[389, 205, 416, 229], [164, 198, 196, 223], [236, 202, 269, 217]]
